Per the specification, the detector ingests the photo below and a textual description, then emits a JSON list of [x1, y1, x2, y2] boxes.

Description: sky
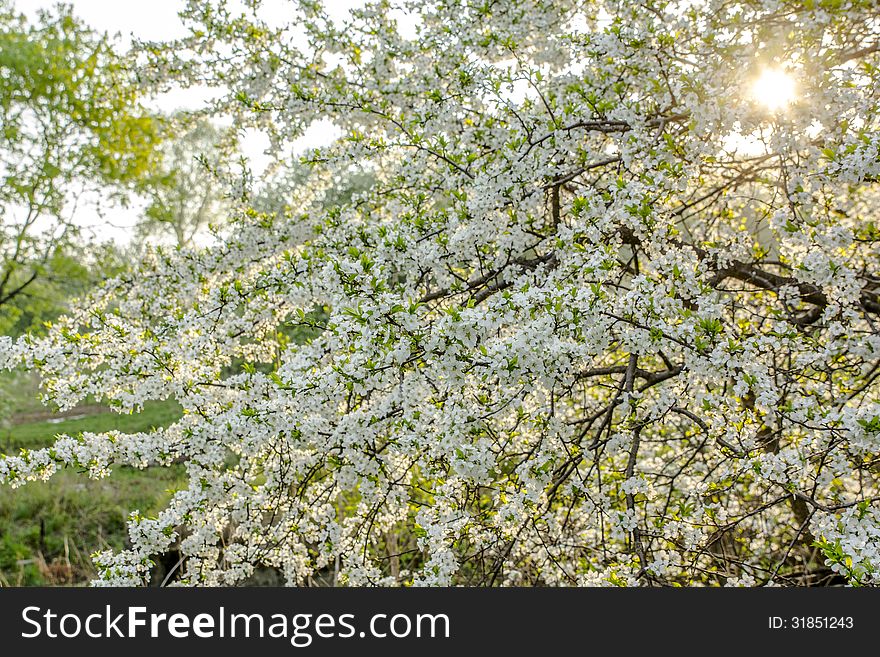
[[23, 0, 189, 42]]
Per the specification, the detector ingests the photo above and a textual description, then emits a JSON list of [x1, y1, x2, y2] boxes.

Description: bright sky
[[22, 0, 188, 41]]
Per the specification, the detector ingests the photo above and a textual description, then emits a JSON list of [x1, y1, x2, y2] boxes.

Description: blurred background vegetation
[[0, 0, 368, 585]]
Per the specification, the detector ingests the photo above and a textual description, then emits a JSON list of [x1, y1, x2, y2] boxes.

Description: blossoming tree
[[2, 0, 880, 586]]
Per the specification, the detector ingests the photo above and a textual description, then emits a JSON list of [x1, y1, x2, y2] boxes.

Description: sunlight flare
[[751, 67, 797, 112]]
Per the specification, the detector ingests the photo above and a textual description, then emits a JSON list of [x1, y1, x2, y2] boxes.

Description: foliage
[[2, 0, 880, 587], [0, 1, 161, 325], [0, 241, 128, 337]]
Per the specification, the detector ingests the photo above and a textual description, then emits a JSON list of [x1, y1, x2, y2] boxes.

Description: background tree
[[136, 116, 236, 248], [2, 0, 880, 588], [252, 159, 374, 220], [0, 0, 161, 330]]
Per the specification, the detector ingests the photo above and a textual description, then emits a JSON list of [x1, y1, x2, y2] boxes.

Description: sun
[[750, 68, 797, 112]]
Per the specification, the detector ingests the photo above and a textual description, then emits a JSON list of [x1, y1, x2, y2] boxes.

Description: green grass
[[0, 371, 46, 420], [1, 399, 184, 452], [0, 399, 185, 586]]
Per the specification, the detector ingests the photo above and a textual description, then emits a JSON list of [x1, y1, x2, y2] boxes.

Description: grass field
[[0, 387, 184, 585]]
